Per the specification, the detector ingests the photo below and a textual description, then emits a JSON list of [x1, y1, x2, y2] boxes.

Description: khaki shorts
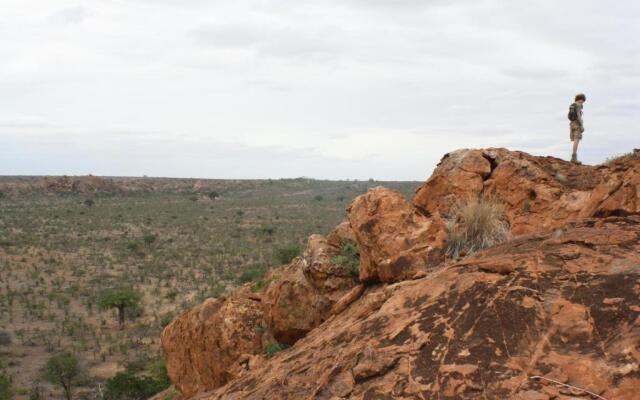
[[570, 121, 584, 141]]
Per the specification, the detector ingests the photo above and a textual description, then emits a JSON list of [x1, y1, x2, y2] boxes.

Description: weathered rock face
[[263, 227, 358, 344], [197, 216, 640, 400], [160, 290, 270, 398], [162, 224, 359, 397], [413, 148, 640, 235], [347, 187, 446, 283], [161, 148, 640, 399]]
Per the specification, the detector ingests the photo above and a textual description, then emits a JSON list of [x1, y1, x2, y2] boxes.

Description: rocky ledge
[[160, 148, 640, 400]]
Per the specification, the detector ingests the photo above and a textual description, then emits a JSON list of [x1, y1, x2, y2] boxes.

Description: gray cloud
[[0, 0, 639, 180], [47, 6, 88, 25]]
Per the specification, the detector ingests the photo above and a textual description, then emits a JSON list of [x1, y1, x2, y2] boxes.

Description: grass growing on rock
[[331, 242, 360, 278], [445, 196, 510, 258], [264, 342, 289, 358]]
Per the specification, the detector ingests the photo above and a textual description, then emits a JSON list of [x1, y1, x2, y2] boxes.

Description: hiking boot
[[571, 154, 580, 164]]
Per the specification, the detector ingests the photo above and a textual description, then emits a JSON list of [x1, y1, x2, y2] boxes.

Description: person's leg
[[571, 139, 580, 163]]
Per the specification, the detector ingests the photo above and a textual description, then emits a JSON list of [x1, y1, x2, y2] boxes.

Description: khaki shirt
[[573, 102, 584, 126]]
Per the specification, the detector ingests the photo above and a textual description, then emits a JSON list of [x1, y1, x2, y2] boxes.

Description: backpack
[[568, 103, 578, 121]]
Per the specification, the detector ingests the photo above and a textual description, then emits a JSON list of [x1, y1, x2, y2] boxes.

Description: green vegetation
[[264, 342, 289, 358], [445, 196, 510, 257], [0, 375, 10, 400], [104, 359, 169, 400], [0, 177, 419, 392], [105, 372, 165, 400], [42, 353, 80, 400], [331, 242, 360, 278], [273, 245, 301, 265], [0, 332, 10, 347], [98, 288, 142, 330], [0, 356, 11, 400]]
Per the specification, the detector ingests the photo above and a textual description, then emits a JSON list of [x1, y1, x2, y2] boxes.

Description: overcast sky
[[1, 1, 638, 180]]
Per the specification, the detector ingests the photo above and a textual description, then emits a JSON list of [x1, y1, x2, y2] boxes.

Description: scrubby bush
[[331, 242, 360, 278], [104, 371, 167, 400], [264, 342, 289, 358], [0, 357, 10, 400], [0, 373, 10, 400], [236, 266, 267, 285], [105, 357, 169, 400], [0, 332, 11, 347], [259, 225, 276, 236], [273, 245, 301, 265], [445, 196, 510, 257], [159, 313, 175, 329]]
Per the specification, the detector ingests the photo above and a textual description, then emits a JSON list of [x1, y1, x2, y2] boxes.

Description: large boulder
[[413, 148, 640, 235], [263, 226, 358, 344], [347, 187, 446, 283], [160, 290, 271, 398], [198, 216, 640, 400]]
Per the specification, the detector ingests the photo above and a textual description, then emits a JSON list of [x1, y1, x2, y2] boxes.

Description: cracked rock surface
[[160, 148, 640, 399], [197, 216, 640, 400]]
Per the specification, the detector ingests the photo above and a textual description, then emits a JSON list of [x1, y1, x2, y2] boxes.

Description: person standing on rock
[[568, 93, 586, 164]]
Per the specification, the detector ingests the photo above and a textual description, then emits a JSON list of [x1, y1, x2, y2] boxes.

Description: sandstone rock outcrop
[[263, 227, 358, 344], [347, 187, 446, 283], [198, 216, 640, 400], [160, 290, 270, 398], [161, 148, 640, 399], [413, 148, 640, 235], [162, 223, 358, 396]]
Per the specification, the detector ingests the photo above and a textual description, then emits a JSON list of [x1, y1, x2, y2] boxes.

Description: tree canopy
[[42, 352, 80, 400], [98, 288, 142, 330]]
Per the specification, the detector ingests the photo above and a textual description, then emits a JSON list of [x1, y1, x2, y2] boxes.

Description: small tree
[[0, 373, 10, 400], [99, 288, 142, 330], [142, 234, 156, 248], [42, 352, 80, 400]]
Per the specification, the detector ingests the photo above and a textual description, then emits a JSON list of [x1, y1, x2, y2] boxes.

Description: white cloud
[[0, 0, 638, 180]]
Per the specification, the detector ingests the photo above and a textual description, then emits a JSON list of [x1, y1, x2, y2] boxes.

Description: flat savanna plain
[[0, 176, 419, 398]]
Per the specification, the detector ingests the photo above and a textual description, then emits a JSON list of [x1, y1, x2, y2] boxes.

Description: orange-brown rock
[[263, 227, 358, 344], [347, 187, 446, 283], [162, 148, 640, 399], [413, 148, 640, 235], [326, 221, 357, 248], [160, 289, 272, 398], [196, 216, 640, 400]]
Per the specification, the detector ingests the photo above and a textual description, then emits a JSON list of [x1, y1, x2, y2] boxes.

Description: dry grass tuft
[[446, 196, 510, 257]]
